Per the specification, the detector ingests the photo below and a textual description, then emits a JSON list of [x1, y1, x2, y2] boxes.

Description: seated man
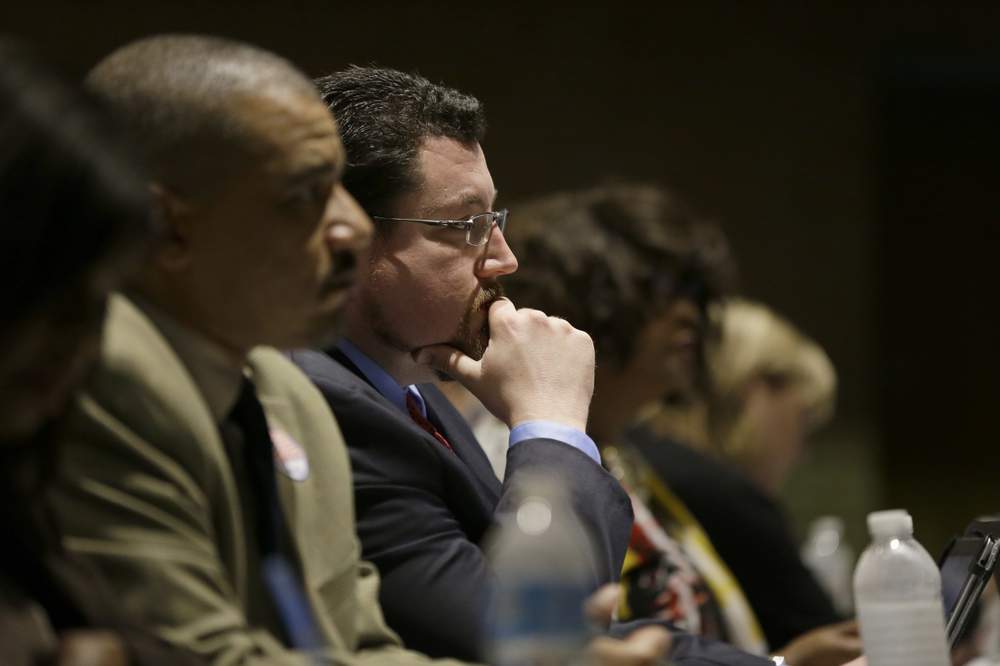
[[288, 66, 629, 661]]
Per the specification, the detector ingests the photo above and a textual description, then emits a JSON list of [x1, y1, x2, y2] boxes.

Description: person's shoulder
[[628, 426, 781, 522], [286, 348, 349, 381], [98, 293, 186, 389], [249, 346, 345, 440], [251, 346, 325, 393], [80, 293, 216, 444], [286, 348, 368, 397], [60, 295, 222, 491], [628, 427, 751, 493], [627, 427, 710, 473], [285, 347, 335, 375]]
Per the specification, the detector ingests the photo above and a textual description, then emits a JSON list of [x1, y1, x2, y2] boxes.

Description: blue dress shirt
[[336, 339, 601, 464]]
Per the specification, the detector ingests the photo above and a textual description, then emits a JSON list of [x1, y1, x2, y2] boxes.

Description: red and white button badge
[[270, 427, 310, 481]]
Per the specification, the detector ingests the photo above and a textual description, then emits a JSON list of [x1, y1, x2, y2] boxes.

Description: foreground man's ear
[[148, 182, 195, 272]]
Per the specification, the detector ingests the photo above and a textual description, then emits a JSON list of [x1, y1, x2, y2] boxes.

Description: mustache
[[473, 281, 504, 311], [318, 249, 358, 296]]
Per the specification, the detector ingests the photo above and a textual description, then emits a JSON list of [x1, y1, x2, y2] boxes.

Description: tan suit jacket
[[51, 294, 464, 665]]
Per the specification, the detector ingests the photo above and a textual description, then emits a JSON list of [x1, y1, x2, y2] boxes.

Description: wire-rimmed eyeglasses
[[371, 209, 508, 247]]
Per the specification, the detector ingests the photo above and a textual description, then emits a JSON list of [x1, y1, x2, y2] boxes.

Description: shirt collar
[[133, 296, 245, 424], [336, 339, 426, 418]]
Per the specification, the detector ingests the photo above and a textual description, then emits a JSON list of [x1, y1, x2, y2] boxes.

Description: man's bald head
[[87, 34, 320, 195]]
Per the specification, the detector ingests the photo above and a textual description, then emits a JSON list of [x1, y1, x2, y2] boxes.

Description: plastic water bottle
[[484, 472, 596, 665], [854, 509, 950, 666], [802, 516, 855, 615], [967, 587, 1000, 665]]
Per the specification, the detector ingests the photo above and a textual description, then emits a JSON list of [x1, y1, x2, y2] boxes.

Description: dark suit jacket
[[627, 426, 841, 650], [289, 349, 633, 661]]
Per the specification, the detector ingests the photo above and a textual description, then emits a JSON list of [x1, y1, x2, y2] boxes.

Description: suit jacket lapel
[[248, 349, 363, 642], [324, 348, 502, 506], [327, 347, 376, 391], [326, 348, 457, 458], [419, 383, 502, 503]]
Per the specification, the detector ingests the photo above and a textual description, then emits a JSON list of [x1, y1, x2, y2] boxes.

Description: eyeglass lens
[[468, 211, 505, 246]]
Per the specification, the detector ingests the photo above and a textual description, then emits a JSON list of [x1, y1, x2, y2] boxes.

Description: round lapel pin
[[270, 427, 310, 481]]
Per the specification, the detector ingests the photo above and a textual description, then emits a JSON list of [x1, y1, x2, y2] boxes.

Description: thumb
[[835, 619, 860, 636], [587, 626, 672, 664], [412, 344, 482, 383], [584, 584, 622, 626]]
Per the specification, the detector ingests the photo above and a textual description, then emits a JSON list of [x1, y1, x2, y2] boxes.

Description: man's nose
[[475, 222, 518, 279], [325, 183, 373, 255]]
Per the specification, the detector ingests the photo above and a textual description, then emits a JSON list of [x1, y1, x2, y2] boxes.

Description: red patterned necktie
[[405, 391, 454, 453]]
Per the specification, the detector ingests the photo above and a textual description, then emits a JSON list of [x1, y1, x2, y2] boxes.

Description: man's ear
[[149, 182, 194, 272]]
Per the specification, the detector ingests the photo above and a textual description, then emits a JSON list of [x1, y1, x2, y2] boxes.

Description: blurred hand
[[839, 658, 866, 666], [586, 626, 672, 666], [585, 583, 623, 628], [414, 298, 594, 430], [56, 631, 128, 666], [582, 584, 671, 665], [778, 620, 862, 666]]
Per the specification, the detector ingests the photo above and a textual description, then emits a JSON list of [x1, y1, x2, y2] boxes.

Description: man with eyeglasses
[[288, 66, 634, 662]]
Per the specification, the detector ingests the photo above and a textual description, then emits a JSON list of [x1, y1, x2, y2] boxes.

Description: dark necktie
[[226, 378, 322, 653], [405, 390, 454, 453], [228, 378, 287, 558]]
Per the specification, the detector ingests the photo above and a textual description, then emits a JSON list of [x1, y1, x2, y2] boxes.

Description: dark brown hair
[[315, 66, 486, 221], [504, 183, 738, 366]]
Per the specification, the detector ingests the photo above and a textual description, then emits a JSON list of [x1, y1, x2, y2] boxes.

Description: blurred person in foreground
[[289, 66, 635, 662], [47, 35, 669, 666], [504, 183, 861, 666], [0, 40, 204, 665], [638, 299, 852, 655]]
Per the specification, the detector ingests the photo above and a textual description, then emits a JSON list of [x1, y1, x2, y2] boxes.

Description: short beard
[[450, 280, 503, 362], [365, 281, 504, 382]]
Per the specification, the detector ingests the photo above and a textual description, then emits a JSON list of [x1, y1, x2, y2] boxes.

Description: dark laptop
[[938, 516, 1000, 648]]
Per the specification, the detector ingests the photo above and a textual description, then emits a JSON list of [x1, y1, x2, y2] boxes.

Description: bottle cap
[[810, 515, 845, 536], [867, 509, 913, 538]]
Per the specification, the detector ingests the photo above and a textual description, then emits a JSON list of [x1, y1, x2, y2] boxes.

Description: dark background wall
[[3, 0, 997, 556]]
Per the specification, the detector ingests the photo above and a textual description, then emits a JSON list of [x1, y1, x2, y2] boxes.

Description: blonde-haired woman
[[703, 298, 837, 496]]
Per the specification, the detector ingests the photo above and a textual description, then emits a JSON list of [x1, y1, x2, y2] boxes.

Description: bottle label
[[487, 581, 590, 665], [858, 600, 950, 666]]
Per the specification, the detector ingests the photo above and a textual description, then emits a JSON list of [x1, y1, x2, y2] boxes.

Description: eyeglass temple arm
[[371, 216, 469, 230]]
